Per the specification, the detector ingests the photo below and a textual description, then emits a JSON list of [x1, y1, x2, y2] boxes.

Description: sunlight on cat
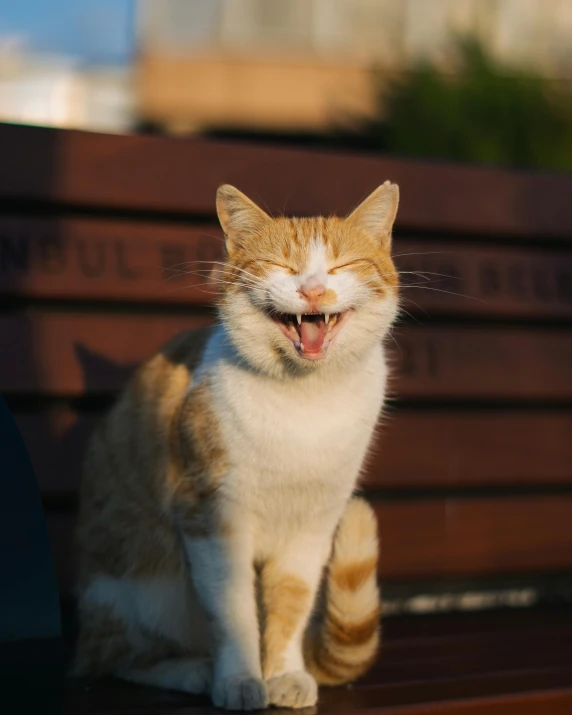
[[74, 182, 399, 710]]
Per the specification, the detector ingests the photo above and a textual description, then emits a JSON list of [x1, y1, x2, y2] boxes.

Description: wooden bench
[[2, 122, 572, 713]]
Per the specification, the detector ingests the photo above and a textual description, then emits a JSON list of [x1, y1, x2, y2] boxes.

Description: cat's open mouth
[[272, 311, 350, 360]]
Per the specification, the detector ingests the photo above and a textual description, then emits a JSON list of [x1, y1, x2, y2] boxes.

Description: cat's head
[[215, 183, 399, 377]]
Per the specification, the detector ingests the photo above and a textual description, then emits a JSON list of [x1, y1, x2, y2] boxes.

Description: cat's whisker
[[171, 270, 265, 287], [163, 260, 265, 283], [398, 296, 430, 318], [164, 285, 219, 295], [167, 284, 268, 297], [385, 326, 403, 356], [165, 263, 267, 284], [163, 269, 215, 278], [164, 268, 268, 292], [161, 259, 227, 274], [396, 307, 423, 325], [401, 284, 482, 302], [165, 278, 268, 295], [199, 233, 225, 243], [391, 249, 455, 259], [397, 270, 461, 280]]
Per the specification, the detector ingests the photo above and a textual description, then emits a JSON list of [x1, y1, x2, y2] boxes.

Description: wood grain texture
[[3, 313, 571, 399], [2, 216, 572, 317], [44, 495, 572, 599], [16, 408, 572, 494], [369, 410, 572, 488], [2, 122, 572, 238], [0, 312, 212, 394], [56, 607, 572, 713], [391, 325, 572, 401], [60, 678, 572, 715], [395, 241, 572, 319], [375, 496, 572, 579], [319, 687, 572, 715], [0, 217, 222, 304]]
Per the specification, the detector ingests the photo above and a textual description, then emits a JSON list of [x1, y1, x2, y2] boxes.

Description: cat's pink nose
[[299, 278, 326, 304]]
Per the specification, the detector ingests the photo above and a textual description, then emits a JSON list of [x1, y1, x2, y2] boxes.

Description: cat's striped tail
[[304, 496, 381, 685]]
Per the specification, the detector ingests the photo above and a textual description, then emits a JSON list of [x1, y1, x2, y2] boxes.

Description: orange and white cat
[[74, 182, 400, 710]]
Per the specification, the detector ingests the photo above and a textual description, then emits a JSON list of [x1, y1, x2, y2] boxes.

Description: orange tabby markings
[[304, 498, 381, 686], [330, 556, 378, 593], [74, 183, 399, 708], [326, 609, 381, 647], [261, 565, 311, 679]]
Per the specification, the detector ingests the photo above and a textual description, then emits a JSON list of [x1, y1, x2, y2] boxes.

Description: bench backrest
[[2, 122, 572, 610]]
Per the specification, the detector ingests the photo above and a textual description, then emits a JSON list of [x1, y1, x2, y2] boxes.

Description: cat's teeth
[[300, 343, 305, 351], [296, 314, 302, 325], [324, 313, 330, 325]]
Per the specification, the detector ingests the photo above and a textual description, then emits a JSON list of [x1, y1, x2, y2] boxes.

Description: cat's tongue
[[299, 317, 327, 353]]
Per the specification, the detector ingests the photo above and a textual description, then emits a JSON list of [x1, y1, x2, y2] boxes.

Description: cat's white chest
[[198, 331, 388, 524]]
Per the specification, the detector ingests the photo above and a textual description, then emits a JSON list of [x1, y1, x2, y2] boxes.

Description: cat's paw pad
[[267, 671, 318, 709], [212, 674, 268, 711]]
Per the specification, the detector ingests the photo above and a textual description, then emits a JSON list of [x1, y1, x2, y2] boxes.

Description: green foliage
[[370, 38, 572, 171]]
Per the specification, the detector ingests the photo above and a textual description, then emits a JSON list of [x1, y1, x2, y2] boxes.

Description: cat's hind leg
[[73, 571, 211, 694], [115, 658, 212, 694]]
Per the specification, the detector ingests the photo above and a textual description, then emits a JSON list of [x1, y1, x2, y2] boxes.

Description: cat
[[73, 181, 400, 710]]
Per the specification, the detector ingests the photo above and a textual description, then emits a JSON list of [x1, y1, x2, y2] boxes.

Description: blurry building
[[1, 0, 571, 136], [136, 0, 572, 135], [0, 38, 134, 134]]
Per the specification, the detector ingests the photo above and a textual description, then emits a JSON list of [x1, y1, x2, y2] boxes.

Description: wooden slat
[[44, 495, 572, 599], [375, 496, 572, 579], [60, 665, 572, 715], [2, 123, 572, 238], [3, 313, 571, 399], [59, 607, 572, 713], [65, 681, 572, 715], [319, 683, 572, 715], [16, 408, 572, 494], [2, 216, 572, 317], [372, 610, 572, 690], [0, 312, 211, 394], [0, 217, 222, 304], [392, 325, 572, 401], [396, 241, 572, 318], [369, 630, 572, 684], [368, 410, 572, 489]]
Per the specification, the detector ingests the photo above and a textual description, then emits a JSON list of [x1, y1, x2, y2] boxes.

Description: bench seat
[[60, 608, 572, 715]]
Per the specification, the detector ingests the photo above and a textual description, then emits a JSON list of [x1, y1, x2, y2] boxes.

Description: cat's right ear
[[216, 185, 271, 255], [345, 181, 399, 249]]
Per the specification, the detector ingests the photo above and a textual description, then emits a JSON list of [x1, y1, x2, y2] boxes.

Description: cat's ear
[[216, 185, 271, 254], [346, 181, 399, 248]]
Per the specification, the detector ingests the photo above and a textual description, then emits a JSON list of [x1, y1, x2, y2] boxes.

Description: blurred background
[[2, 0, 572, 170]]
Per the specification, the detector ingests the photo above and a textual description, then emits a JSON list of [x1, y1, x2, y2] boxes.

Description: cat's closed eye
[[259, 259, 297, 274], [328, 258, 375, 274]]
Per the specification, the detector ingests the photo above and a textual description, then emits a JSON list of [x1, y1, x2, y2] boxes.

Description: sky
[[0, 0, 135, 64]]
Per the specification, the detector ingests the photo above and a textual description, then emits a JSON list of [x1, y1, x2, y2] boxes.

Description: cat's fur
[[73, 182, 400, 710]]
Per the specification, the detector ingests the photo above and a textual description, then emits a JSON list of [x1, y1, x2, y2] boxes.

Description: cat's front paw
[[212, 674, 268, 711], [267, 671, 318, 709]]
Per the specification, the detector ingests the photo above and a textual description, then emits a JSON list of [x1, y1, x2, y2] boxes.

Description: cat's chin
[[272, 310, 351, 362]]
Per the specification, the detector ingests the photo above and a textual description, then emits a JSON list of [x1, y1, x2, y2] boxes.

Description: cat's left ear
[[346, 181, 399, 249], [216, 184, 271, 255]]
